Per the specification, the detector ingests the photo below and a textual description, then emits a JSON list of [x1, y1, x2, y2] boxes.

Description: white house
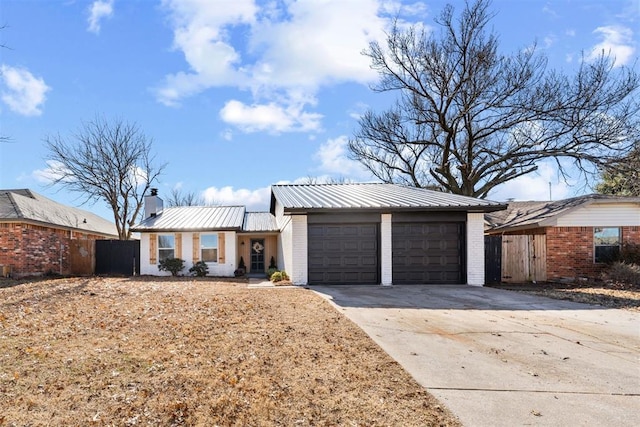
[[133, 183, 506, 285]]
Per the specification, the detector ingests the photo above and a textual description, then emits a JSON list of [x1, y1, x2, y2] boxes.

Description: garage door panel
[[393, 222, 463, 284], [308, 223, 379, 284]]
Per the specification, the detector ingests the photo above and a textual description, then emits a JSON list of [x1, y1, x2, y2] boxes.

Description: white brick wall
[[380, 214, 392, 285], [139, 231, 236, 277], [466, 212, 485, 286], [290, 215, 308, 285]]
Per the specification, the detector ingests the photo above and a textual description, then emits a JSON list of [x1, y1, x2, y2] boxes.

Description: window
[[594, 227, 620, 263], [201, 234, 218, 263], [158, 235, 175, 261]]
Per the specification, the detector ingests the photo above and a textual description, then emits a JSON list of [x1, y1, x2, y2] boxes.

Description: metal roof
[[132, 206, 246, 231], [485, 194, 640, 232], [0, 189, 118, 237], [242, 212, 279, 232], [270, 183, 506, 213]]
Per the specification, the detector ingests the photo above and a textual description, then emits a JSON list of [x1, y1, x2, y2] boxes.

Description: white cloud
[[0, 65, 50, 116], [314, 135, 370, 178], [220, 99, 322, 133], [588, 25, 635, 66], [87, 0, 114, 34], [157, 0, 393, 133], [202, 185, 271, 211], [487, 162, 572, 202], [33, 160, 70, 184]]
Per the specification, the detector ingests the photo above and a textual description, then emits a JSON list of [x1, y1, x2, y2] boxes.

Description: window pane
[[595, 246, 619, 263], [594, 227, 621, 263], [594, 228, 620, 246], [158, 235, 174, 249], [202, 248, 218, 262], [201, 234, 218, 248], [159, 249, 175, 261]]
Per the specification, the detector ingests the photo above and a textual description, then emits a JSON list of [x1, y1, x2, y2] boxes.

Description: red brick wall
[[546, 226, 640, 281], [0, 222, 106, 278]]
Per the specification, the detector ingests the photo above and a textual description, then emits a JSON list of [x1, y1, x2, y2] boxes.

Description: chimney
[[144, 188, 163, 218]]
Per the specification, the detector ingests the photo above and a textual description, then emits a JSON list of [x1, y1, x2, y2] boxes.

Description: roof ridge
[[5, 191, 24, 218]]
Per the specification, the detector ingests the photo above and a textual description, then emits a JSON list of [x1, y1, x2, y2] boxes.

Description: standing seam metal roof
[[242, 212, 279, 232], [132, 206, 246, 231], [270, 183, 505, 212]]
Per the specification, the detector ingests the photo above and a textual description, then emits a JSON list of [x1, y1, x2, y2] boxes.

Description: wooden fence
[[500, 234, 547, 283]]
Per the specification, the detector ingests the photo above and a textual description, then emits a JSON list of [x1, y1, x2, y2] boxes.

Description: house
[[133, 193, 279, 277], [485, 194, 640, 283], [134, 184, 505, 285], [0, 189, 119, 278], [271, 183, 505, 285]]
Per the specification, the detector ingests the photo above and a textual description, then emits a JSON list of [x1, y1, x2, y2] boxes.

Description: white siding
[[380, 214, 392, 285], [555, 203, 640, 227], [139, 233, 153, 275], [139, 231, 236, 277], [466, 212, 485, 286], [274, 199, 291, 275], [290, 215, 308, 285]]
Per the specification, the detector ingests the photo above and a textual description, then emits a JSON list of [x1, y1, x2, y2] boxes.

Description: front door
[[250, 239, 265, 273]]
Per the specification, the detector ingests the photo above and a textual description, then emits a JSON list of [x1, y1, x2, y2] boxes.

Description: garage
[[270, 183, 505, 286], [308, 221, 379, 284], [392, 213, 465, 284]]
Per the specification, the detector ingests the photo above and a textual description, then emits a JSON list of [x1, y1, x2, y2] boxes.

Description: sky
[[0, 0, 638, 222]]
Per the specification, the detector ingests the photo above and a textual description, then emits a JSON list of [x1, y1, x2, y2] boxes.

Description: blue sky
[[1, 0, 638, 221]]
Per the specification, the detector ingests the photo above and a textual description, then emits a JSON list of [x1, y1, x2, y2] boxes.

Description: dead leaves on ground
[[0, 277, 459, 426]]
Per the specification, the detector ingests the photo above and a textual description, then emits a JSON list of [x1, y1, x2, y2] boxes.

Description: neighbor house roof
[[485, 194, 640, 232], [270, 183, 506, 214], [0, 189, 118, 237], [132, 206, 246, 232], [242, 212, 279, 233]]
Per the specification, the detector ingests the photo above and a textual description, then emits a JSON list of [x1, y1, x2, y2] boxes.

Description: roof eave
[[283, 204, 507, 215], [0, 218, 119, 238], [132, 226, 242, 233]]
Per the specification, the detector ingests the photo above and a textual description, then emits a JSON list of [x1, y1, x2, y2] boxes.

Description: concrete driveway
[[312, 285, 640, 427]]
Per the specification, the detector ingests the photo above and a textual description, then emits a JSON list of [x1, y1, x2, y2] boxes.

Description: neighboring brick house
[[0, 189, 118, 278], [485, 194, 640, 283]]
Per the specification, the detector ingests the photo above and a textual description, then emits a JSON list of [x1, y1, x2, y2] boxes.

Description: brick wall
[[0, 222, 105, 278], [546, 226, 640, 281], [467, 213, 485, 286]]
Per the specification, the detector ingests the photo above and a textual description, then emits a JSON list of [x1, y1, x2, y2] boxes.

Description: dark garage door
[[393, 222, 464, 284], [308, 223, 379, 284]]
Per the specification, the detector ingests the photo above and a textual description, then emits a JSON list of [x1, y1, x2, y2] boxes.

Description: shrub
[[618, 243, 640, 265], [603, 261, 640, 286], [270, 270, 289, 283], [189, 261, 209, 277], [269, 256, 277, 269], [158, 258, 185, 276], [266, 267, 278, 279]]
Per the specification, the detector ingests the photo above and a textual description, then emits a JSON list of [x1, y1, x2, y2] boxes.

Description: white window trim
[[201, 233, 219, 264], [158, 234, 175, 261], [593, 227, 621, 263]]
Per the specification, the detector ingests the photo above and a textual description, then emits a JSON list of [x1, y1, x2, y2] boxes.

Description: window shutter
[[218, 232, 225, 264], [175, 233, 182, 259], [192, 233, 200, 263], [149, 233, 157, 265]]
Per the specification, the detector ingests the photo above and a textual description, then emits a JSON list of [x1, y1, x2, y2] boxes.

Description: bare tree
[[297, 176, 352, 185], [596, 143, 640, 197], [349, 0, 639, 198], [1, 25, 11, 143], [44, 117, 166, 239], [165, 188, 206, 207]]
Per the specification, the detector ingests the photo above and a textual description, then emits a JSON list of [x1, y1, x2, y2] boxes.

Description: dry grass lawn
[[0, 277, 460, 426], [490, 281, 640, 311]]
